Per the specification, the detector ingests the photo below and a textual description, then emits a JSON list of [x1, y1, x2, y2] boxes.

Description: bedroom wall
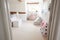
[[26, 0, 50, 23], [9, 0, 25, 12], [8, 0, 27, 21]]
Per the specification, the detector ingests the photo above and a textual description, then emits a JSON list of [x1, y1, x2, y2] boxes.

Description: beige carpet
[[12, 21, 47, 40]]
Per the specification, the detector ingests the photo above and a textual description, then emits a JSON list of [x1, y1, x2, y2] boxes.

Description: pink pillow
[[40, 20, 46, 28], [28, 14, 36, 20]]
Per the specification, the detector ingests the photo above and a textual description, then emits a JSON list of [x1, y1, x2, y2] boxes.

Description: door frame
[[48, 0, 59, 40], [0, 0, 58, 40]]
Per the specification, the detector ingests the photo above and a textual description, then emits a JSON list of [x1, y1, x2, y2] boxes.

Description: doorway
[[8, 0, 51, 40]]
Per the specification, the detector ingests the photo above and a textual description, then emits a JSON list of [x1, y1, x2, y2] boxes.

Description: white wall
[[26, 0, 50, 23], [9, 0, 25, 12], [9, 0, 27, 21]]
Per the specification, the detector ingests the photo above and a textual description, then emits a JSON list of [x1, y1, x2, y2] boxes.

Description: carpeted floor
[[12, 21, 47, 40]]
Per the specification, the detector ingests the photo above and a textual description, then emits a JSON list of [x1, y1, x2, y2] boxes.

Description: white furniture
[[10, 17, 19, 27]]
